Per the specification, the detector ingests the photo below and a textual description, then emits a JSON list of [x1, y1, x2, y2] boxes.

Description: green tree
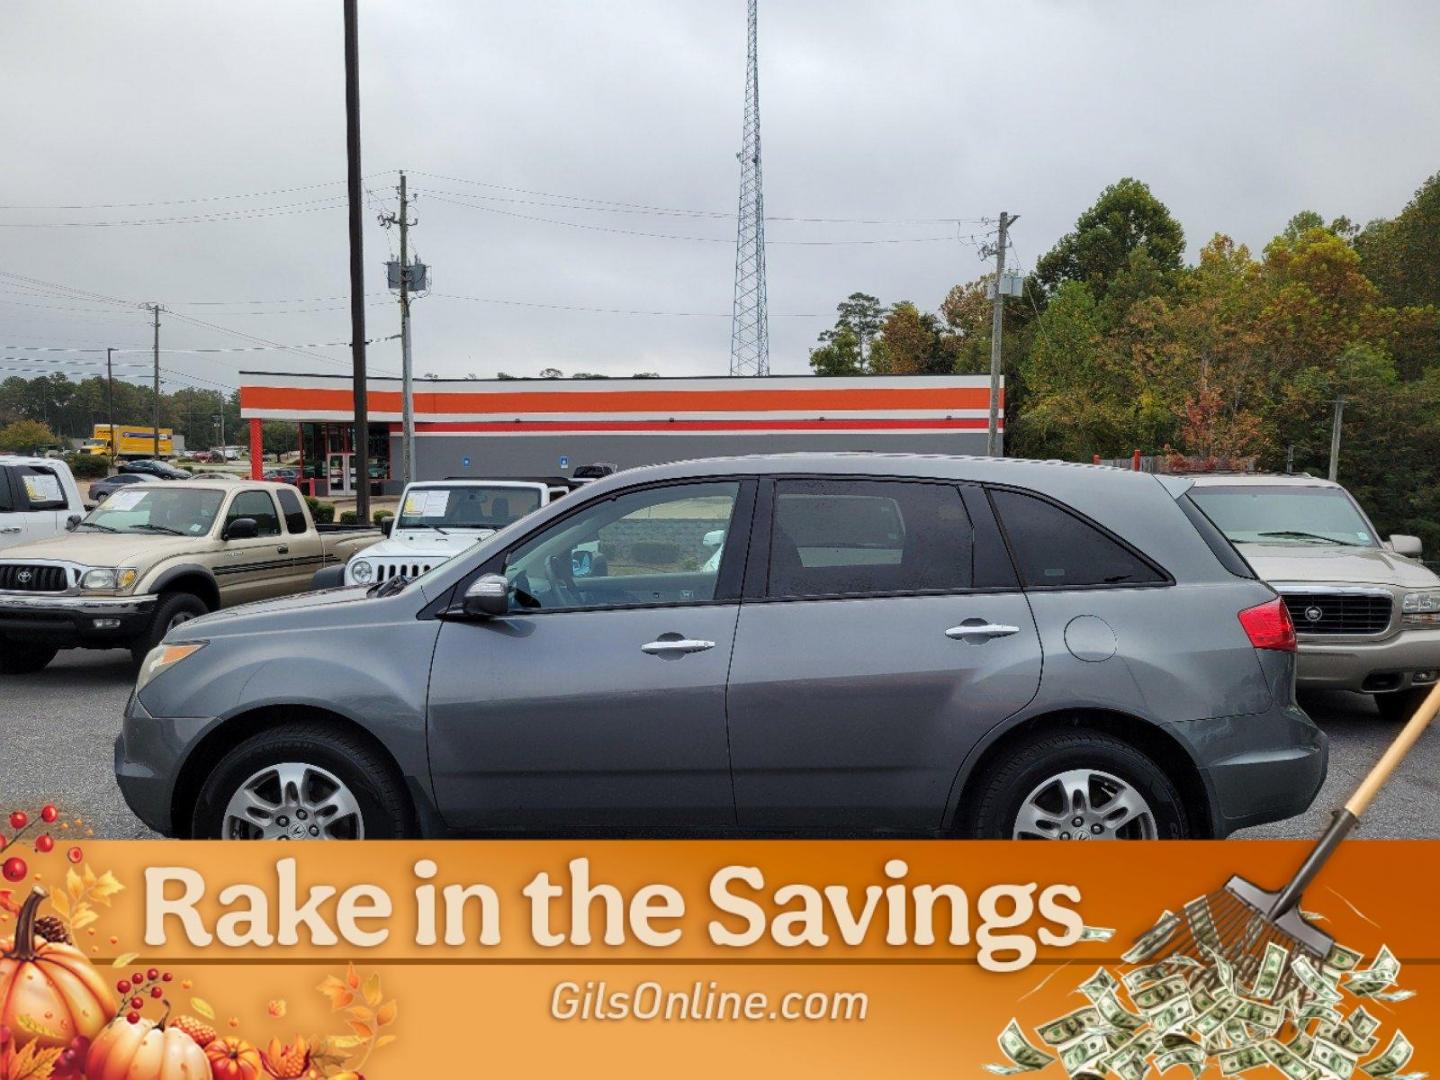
[[808, 324, 864, 375], [1034, 178, 1185, 302], [0, 419, 59, 453], [1355, 172, 1440, 308]]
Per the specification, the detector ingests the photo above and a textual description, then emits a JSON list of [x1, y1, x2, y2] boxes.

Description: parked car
[[0, 456, 86, 551], [338, 477, 571, 587], [119, 460, 191, 480], [88, 472, 157, 504], [115, 454, 1325, 841], [262, 468, 300, 486], [1188, 473, 1440, 721], [0, 480, 382, 672], [188, 471, 242, 483]]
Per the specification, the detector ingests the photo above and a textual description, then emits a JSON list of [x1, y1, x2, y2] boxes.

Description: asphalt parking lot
[[4, 650, 1437, 841]]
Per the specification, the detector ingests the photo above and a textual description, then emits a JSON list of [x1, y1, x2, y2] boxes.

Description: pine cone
[[33, 914, 70, 944]]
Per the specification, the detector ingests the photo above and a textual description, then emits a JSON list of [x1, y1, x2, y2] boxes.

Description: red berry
[[1, 856, 26, 882], [126, 1012, 140, 1024], [147, 967, 159, 981], [8, 811, 26, 830], [41, 805, 58, 824], [130, 996, 143, 1010], [161, 972, 173, 982], [66, 846, 83, 864], [150, 986, 163, 999], [116, 980, 131, 994], [131, 972, 144, 986], [35, 834, 54, 853]]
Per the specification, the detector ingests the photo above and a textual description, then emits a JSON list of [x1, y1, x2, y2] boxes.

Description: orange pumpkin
[[86, 1014, 210, 1080], [206, 1035, 264, 1080], [0, 888, 115, 1050]]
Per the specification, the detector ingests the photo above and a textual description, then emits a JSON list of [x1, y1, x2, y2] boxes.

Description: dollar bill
[[1345, 946, 1400, 995], [1293, 955, 1344, 1005], [1361, 1032, 1413, 1078], [1349, 1007, 1382, 1039], [1251, 941, 1289, 1001], [1264, 1038, 1320, 1080], [989, 1019, 1057, 1075], [1149, 995, 1195, 1034], [1132, 975, 1189, 1013], [1184, 897, 1222, 952], [1123, 911, 1180, 965], [1156, 1045, 1206, 1079], [1094, 990, 1146, 1033], [1060, 1033, 1111, 1075], [1320, 1022, 1379, 1058], [1313, 1037, 1360, 1080], [1193, 998, 1241, 1039], [1366, 989, 1415, 1003], [1079, 967, 1119, 1003], [1324, 943, 1364, 972], [1220, 1045, 1269, 1075], [1203, 944, 1237, 992], [1079, 925, 1116, 942], [1232, 998, 1283, 1034], [1123, 964, 1171, 992], [1037, 1007, 1105, 1047]]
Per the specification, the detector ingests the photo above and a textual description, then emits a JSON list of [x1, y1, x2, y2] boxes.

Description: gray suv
[[115, 454, 1326, 840]]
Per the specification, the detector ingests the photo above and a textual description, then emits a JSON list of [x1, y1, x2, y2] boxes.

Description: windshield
[[397, 485, 542, 530], [1188, 486, 1378, 547], [82, 487, 225, 536]]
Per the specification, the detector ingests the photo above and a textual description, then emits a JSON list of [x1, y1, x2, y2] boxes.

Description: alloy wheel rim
[[1012, 768, 1157, 840], [221, 761, 364, 840]]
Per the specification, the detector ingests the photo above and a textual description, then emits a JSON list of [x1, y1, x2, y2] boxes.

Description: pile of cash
[[986, 907, 1419, 1080]]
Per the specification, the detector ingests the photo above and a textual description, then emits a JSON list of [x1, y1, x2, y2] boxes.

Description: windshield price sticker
[[22, 473, 63, 503], [104, 489, 146, 511], [403, 490, 451, 518]]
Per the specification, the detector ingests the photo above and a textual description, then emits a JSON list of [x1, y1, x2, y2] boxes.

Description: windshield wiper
[[1256, 530, 1360, 546], [401, 522, 449, 535], [128, 523, 186, 536], [368, 575, 410, 597], [75, 521, 118, 533]]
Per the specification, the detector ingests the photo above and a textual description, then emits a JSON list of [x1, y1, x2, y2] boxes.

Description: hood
[[365, 529, 494, 559], [178, 584, 379, 637], [1239, 542, 1440, 589], [0, 531, 213, 567]]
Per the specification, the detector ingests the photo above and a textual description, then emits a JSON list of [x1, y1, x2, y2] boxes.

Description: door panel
[[427, 605, 740, 831], [726, 594, 1041, 831]]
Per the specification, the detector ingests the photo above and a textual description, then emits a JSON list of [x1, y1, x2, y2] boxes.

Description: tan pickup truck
[[0, 480, 380, 672]]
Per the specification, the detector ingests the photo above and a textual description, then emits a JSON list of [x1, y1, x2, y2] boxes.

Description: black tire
[[190, 722, 413, 839], [129, 591, 210, 666], [1374, 688, 1429, 723], [966, 728, 1190, 840], [0, 641, 59, 674]]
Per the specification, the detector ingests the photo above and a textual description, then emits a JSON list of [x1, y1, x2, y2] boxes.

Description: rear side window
[[16, 466, 66, 510], [1178, 494, 1256, 579], [276, 488, 308, 534], [990, 488, 1165, 588], [768, 479, 973, 598], [227, 490, 281, 537], [0, 469, 13, 513]]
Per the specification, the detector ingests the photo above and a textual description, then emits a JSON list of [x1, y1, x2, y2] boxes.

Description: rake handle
[[1270, 678, 1440, 918]]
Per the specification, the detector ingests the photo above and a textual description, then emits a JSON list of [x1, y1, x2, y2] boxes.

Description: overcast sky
[[4, 0, 1439, 395]]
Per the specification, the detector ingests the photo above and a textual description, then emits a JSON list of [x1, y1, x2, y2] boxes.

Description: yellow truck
[[82, 424, 174, 460]]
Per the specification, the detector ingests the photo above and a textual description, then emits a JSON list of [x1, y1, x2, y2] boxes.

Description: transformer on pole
[[729, 0, 770, 377]]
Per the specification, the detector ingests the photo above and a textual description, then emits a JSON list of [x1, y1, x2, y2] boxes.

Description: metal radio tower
[[729, 0, 769, 376]]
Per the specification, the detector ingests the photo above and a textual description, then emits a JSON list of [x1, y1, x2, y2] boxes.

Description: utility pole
[[380, 172, 419, 486], [105, 347, 116, 469], [1328, 396, 1346, 482], [149, 304, 162, 459], [985, 212, 1016, 457], [343, 0, 370, 522]]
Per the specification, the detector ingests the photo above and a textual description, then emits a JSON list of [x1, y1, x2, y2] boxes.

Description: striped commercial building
[[238, 372, 1003, 495]]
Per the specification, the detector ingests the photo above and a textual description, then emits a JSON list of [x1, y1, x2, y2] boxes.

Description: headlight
[[81, 567, 138, 591], [136, 641, 207, 692], [349, 559, 374, 583], [1402, 590, 1440, 626]]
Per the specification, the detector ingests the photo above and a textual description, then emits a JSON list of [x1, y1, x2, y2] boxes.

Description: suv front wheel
[[967, 729, 1190, 840]]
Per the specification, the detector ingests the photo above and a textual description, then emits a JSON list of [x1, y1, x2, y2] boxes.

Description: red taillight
[[1238, 597, 1296, 652]]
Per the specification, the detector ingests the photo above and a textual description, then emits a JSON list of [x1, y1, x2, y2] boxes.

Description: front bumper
[[114, 691, 214, 836], [1295, 627, 1440, 694], [0, 593, 156, 647], [1182, 704, 1329, 837]]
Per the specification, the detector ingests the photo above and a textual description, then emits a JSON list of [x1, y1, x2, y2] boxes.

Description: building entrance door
[[327, 452, 355, 494]]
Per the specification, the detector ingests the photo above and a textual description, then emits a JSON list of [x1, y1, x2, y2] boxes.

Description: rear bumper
[[1295, 628, 1440, 693], [1183, 705, 1329, 836], [0, 593, 155, 647]]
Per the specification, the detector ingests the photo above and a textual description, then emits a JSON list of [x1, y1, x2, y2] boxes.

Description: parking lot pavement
[[4, 652, 1437, 841]]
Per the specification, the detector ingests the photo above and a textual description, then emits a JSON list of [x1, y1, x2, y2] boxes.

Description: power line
[[0, 174, 393, 211], [429, 292, 825, 318], [0, 197, 351, 229]]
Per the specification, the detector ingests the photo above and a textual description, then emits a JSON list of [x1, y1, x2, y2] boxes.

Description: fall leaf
[[322, 1035, 366, 1053], [46, 892, 67, 919], [345, 963, 360, 990], [111, 952, 138, 968], [346, 1021, 373, 1040], [14, 1014, 64, 1041], [375, 1000, 397, 1027], [191, 997, 216, 1020], [3, 1041, 63, 1080], [317, 975, 354, 1011], [65, 869, 83, 902], [361, 972, 382, 1007], [268, 999, 287, 1018], [89, 870, 124, 905], [375, 1034, 397, 1050]]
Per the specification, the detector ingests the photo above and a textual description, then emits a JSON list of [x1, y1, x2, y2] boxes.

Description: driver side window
[[504, 481, 741, 611]]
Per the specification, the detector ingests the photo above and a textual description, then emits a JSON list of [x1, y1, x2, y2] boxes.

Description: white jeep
[[342, 478, 570, 586]]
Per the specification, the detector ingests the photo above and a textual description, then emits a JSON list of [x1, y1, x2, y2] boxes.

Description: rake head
[[1146, 876, 1334, 1005]]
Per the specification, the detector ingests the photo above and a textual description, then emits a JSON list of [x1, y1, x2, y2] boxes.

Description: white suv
[[0, 456, 86, 551]]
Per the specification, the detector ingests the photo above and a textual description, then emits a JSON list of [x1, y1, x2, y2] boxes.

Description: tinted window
[[0, 469, 14, 513], [276, 488, 307, 534], [226, 491, 281, 537], [768, 480, 972, 598], [16, 466, 66, 510], [505, 482, 740, 611], [990, 488, 1164, 588], [1178, 494, 1256, 579]]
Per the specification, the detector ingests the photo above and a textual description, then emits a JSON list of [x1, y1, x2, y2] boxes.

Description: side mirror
[[460, 573, 510, 618], [224, 517, 258, 541], [1390, 534, 1423, 557], [65, 515, 81, 531], [380, 519, 394, 537]]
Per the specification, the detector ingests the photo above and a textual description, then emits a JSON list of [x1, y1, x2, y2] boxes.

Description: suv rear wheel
[[967, 729, 1190, 840], [191, 723, 412, 839], [0, 641, 59, 675]]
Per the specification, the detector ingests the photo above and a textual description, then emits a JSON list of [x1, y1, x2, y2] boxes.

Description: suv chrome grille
[[0, 564, 68, 592], [1282, 592, 1392, 635]]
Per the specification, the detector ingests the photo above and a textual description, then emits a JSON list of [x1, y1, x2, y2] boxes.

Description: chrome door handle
[[277, 545, 290, 554], [946, 623, 1021, 640], [641, 638, 716, 656]]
